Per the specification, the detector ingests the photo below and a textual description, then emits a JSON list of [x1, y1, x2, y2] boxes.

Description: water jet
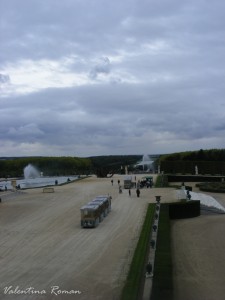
[[23, 164, 40, 179]]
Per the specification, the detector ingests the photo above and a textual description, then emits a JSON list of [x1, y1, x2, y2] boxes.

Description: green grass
[[150, 204, 173, 300], [120, 204, 155, 300], [154, 174, 169, 187]]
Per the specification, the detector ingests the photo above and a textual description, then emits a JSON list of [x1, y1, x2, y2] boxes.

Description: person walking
[[146, 262, 152, 275], [119, 185, 122, 193], [136, 189, 140, 197]]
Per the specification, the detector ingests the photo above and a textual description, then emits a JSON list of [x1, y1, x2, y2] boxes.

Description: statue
[[195, 165, 198, 175]]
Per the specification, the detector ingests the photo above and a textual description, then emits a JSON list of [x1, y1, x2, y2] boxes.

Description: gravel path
[[0, 174, 169, 300], [171, 183, 225, 300], [1, 176, 224, 300]]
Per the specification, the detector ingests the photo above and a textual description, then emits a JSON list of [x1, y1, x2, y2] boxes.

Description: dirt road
[[1, 176, 224, 300], [0, 175, 174, 300]]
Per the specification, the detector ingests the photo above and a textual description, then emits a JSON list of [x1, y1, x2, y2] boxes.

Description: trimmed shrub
[[198, 182, 225, 193], [169, 200, 200, 219], [167, 174, 225, 183], [155, 174, 168, 187]]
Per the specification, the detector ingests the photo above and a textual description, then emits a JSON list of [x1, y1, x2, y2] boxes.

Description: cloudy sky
[[1, 0, 225, 157]]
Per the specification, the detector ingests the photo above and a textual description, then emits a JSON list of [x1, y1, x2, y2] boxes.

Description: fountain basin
[[1, 176, 79, 190]]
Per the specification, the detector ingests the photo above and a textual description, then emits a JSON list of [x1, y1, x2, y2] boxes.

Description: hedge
[[120, 204, 155, 300], [150, 204, 173, 300]]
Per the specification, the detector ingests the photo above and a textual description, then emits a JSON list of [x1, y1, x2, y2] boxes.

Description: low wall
[[43, 187, 54, 193]]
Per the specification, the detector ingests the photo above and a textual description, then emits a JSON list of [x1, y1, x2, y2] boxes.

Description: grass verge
[[120, 204, 155, 300], [154, 174, 169, 187], [150, 204, 173, 300]]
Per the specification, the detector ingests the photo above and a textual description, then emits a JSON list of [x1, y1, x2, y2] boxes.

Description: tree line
[[0, 157, 91, 178], [159, 149, 225, 175], [0, 155, 142, 178]]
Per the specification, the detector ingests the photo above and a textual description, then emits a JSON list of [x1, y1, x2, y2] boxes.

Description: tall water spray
[[137, 154, 154, 171], [142, 154, 152, 162], [23, 164, 40, 179]]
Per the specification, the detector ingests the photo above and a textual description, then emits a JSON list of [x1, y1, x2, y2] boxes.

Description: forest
[[0, 155, 142, 178], [159, 149, 225, 175], [0, 156, 91, 178], [1, 149, 225, 178]]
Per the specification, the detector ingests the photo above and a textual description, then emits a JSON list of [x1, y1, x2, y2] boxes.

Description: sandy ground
[[0, 174, 175, 300], [0, 176, 225, 300], [171, 183, 225, 300]]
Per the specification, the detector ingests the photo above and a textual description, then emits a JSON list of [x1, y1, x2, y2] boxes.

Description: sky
[[1, 0, 225, 157]]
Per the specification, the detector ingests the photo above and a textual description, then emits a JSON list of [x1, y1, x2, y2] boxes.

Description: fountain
[[24, 164, 40, 179], [11, 163, 79, 189], [1, 163, 79, 190], [136, 154, 154, 172]]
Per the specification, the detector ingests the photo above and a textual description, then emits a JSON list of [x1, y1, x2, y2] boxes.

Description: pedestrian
[[186, 190, 191, 200], [146, 262, 152, 275], [153, 224, 157, 232], [118, 180, 120, 185], [129, 189, 131, 196], [136, 189, 140, 198], [111, 179, 113, 186], [150, 239, 155, 249]]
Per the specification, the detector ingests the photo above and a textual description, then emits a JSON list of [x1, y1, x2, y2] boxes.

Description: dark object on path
[[155, 196, 161, 203], [146, 262, 152, 274], [153, 224, 157, 232], [150, 239, 155, 248], [136, 189, 140, 197], [187, 190, 192, 200]]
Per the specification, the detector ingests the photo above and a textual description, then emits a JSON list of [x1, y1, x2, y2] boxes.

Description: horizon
[[0, 147, 224, 159]]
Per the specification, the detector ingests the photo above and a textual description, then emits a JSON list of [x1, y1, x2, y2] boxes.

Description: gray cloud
[[0, 0, 225, 156], [0, 74, 10, 84], [89, 57, 111, 79]]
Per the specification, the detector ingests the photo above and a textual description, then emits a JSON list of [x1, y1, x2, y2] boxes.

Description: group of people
[[111, 177, 144, 198], [127, 188, 140, 197], [139, 179, 153, 188], [119, 185, 141, 198]]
